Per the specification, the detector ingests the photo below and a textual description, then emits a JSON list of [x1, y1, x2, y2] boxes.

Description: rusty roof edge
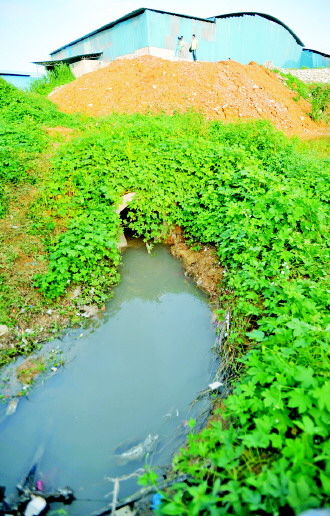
[[213, 12, 304, 46], [50, 7, 214, 56]]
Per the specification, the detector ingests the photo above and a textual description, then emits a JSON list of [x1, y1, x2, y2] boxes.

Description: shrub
[[30, 63, 75, 96]]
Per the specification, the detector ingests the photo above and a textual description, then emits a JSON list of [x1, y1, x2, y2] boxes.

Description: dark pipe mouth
[[119, 207, 138, 238], [119, 207, 130, 221]]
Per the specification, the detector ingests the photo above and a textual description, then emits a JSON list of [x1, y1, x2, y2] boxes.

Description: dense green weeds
[[0, 77, 79, 127], [1, 82, 329, 513], [0, 79, 84, 358], [32, 114, 329, 512], [0, 78, 82, 214]]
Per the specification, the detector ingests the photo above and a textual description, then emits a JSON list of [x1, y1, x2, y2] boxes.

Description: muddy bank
[[165, 226, 222, 304]]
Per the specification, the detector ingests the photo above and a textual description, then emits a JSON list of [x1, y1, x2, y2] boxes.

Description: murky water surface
[[0, 244, 216, 514]]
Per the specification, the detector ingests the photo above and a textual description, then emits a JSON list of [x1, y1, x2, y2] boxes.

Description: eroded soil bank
[[165, 226, 222, 303]]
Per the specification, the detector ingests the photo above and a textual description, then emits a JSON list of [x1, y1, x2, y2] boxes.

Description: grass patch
[[293, 135, 330, 158]]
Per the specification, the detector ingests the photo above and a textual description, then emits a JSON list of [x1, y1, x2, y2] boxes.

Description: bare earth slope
[[50, 56, 329, 136]]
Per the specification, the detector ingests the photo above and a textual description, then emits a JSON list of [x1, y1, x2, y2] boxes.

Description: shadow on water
[[0, 243, 218, 515]]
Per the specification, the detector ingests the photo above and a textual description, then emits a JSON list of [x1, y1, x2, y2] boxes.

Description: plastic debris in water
[[24, 495, 47, 516], [35, 480, 44, 492], [208, 381, 223, 390], [163, 408, 179, 419], [115, 434, 159, 465], [6, 398, 18, 416], [151, 493, 163, 509]]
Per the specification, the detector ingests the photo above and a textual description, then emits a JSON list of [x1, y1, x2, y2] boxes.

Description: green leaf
[[187, 418, 196, 428], [295, 366, 315, 388], [160, 502, 185, 515], [320, 472, 330, 493], [288, 390, 310, 413], [315, 382, 330, 411], [246, 330, 265, 341]]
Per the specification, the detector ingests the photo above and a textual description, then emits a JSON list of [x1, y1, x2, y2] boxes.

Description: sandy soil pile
[[50, 56, 328, 135]]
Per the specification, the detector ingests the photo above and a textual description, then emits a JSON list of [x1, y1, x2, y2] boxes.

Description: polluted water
[[0, 242, 217, 514]]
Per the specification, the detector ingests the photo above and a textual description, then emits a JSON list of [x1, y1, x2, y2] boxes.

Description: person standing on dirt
[[176, 36, 188, 59], [190, 34, 198, 61]]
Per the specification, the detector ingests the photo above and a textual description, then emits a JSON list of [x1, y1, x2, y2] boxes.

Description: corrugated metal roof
[[50, 8, 213, 55], [33, 53, 102, 66], [212, 12, 304, 46]]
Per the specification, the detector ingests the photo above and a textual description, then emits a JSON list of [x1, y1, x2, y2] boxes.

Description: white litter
[[6, 398, 18, 416], [24, 495, 47, 516], [208, 381, 223, 390]]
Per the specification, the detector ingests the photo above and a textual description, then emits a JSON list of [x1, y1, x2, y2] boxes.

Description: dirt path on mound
[[50, 56, 329, 137]]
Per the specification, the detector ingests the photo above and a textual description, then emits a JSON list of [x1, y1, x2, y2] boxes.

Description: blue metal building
[[34, 8, 330, 75]]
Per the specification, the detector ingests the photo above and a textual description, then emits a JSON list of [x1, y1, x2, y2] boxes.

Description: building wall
[[300, 49, 330, 68], [214, 14, 302, 68], [71, 59, 106, 77]]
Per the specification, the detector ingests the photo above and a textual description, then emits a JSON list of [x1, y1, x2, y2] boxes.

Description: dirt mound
[[50, 56, 328, 135]]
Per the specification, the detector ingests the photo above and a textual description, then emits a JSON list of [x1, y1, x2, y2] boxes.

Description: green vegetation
[[0, 77, 83, 214], [0, 77, 78, 126], [30, 63, 75, 96], [275, 70, 330, 121], [0, 81, 329, 514], [0, 77, 85, 214], [294, 135, 330, 158], [0, 78, 84, 360]]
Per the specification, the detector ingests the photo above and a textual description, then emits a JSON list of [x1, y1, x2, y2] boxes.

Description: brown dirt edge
[[0, 310, 72, 354], [165, 226, 222, 306]]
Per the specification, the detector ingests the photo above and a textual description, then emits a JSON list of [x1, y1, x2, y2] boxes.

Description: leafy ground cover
[[0, 79, 84, 362], [0, 77, 83, 214], [0, 81, 329, 514]]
